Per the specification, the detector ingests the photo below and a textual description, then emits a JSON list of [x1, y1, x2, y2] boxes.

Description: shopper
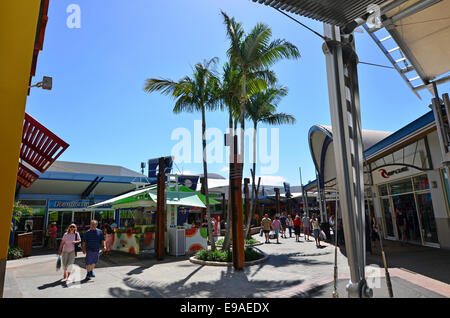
[[302, 213, 311, 241], [261, 214, 272, 244], [311, 214, 322, 247], [58, 223, 81, 282], [103, 223, 114, 257], [286, 214, 294, 238], [280, 213, 287, 238], [396, 208, 407, 244], [272, 216, 282, 244], [49, 222, 58, 250], [82, 220, 105, 280], [293, 215, 301, 242], [329, 214, 336, 244]]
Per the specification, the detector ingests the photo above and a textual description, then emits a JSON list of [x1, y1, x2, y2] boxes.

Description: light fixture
[[29, 76, 52, 90]]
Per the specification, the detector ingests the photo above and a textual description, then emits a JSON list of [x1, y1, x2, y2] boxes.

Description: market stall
[[89, 184, 219, 257]]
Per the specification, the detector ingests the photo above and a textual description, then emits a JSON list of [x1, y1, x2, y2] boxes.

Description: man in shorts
[[82, 220, 105, 280], [261, 214, 272, 244]]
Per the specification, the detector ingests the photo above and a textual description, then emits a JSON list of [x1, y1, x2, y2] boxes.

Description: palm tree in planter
[[143, 57, 221, 251], [244, 86, 296, 238], [218, 61, 277, 251]]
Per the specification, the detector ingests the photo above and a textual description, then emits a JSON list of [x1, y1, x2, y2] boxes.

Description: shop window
[[413, 174, 430, 191], [416, 192, 439, 244], [378, 184, 389, 196], [442, 169, 450, 216], [389, 179, 413, 195]]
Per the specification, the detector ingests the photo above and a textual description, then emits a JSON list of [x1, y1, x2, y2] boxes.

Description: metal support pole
[[323, 23, 372, 298], [299, 167, 309, 216]]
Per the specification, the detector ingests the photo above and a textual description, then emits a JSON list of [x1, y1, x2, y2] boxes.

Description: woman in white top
[[58, 223, 81, 281]]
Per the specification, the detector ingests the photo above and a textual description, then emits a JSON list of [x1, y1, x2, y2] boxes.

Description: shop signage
[[48, 200, 111, 209], [379, 167, 409, 179]]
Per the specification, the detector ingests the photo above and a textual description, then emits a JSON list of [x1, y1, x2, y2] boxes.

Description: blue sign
[[283, 182, 291, 197], [177, 175, 199, 191], [48, 200, 111, 209], [148, 156, 173, 177]]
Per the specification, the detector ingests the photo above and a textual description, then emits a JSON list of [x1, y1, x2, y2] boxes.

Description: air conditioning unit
[[169, 228, 185, 256]]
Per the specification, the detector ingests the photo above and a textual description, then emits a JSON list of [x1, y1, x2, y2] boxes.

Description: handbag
[[56, 255, 61, 271]]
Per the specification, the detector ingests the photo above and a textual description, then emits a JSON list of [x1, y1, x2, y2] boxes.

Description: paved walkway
[[4, 234, 450, 298]]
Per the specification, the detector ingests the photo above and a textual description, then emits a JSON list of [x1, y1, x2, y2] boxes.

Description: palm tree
[[244, 86, 296, 237], [218, 61, 277, 251], [143, 57, 220, 251], [221, 11, 300, 165]]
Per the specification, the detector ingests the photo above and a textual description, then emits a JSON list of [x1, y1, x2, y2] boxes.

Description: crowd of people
[[260, 212, 334, 248]]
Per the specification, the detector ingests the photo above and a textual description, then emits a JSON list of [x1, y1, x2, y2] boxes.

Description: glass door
[[58, 211, 73, 239], [416, 192, 439, 245], [380, 198, 395, 238], [392, 194, 422, 244], [74, 211, 92, 237]]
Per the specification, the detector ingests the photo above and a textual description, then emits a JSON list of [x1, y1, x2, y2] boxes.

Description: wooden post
[[244, 178, 250, 227], [231, 135, 245, 270], [275, 188, 280, 217], [155, 157, 166, 260]]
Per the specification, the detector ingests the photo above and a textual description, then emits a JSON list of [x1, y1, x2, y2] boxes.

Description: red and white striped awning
[[18, 113, 69, 188]]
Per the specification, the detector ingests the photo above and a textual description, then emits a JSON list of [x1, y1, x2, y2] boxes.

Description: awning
[[18, 113, 69, 188], [89, 185, 214, 209]]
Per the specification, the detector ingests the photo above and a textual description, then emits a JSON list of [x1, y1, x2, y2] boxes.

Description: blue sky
[[26, 0, 449, 186]]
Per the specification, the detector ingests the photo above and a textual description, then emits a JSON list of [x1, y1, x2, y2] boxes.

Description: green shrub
[[216, 238, 259, 246], [7, 247, 24, 260], [195, 247, 262, 263]]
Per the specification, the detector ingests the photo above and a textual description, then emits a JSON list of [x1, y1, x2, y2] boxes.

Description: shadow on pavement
[[336, 239, 450, 285], [108, 264, 305, 298]]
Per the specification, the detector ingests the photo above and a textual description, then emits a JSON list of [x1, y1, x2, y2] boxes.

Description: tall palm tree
[[218, 61, 277, 250], [221, 11, 300, 166], [244, 86, 296, 237], [143, 57, 220, 251]]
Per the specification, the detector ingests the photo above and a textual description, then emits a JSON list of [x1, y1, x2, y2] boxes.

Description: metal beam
[[323, 23, 372, 298]]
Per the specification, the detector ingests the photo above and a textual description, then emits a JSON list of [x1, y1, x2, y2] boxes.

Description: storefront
[[47, 200, 114, 240], [307, 111, 450, 249]]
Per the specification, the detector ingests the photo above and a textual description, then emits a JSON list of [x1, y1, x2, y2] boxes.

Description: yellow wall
[[0, 1, 42, 262]]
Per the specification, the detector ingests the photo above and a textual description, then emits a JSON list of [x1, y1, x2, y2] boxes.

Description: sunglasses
[[69, 226, 75, 229]]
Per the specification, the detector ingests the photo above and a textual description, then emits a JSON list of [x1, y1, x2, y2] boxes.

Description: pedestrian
[[272, 216, 282, 244], [261, 214, 272, 244], [293, 215, 301, 242], [280, 212, 287, 238], [286, 214, 294, 238], [311, 214, 322, 247], [58, 223, 81, 282], [82, 220, 105, 280], [102, 223, 113, 257], [396, 208, 407, 244], [302, 213, 311, 241], [49, 222, 58, 250], [329, 214, 336, 244]]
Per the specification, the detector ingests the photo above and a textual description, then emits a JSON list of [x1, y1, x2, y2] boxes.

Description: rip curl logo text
[[379, 167, 409, 178]]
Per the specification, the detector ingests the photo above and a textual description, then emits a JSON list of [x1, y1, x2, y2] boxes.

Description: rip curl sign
[[379, 167, 409, 179]]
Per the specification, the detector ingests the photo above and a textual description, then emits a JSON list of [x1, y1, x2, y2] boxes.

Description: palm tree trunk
[[201, 105, 215, 251]]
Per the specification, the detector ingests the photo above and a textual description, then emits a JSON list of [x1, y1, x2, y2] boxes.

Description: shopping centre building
[[305, 110, 450, 250]]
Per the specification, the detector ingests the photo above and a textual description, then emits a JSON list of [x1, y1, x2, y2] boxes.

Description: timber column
[[155, 157, 166, 260], [230, 135, 245, 270]]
